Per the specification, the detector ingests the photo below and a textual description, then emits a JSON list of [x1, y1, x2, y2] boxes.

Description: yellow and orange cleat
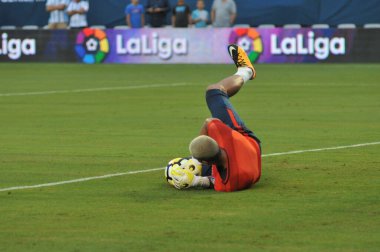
[[227, 44, 256, 79]]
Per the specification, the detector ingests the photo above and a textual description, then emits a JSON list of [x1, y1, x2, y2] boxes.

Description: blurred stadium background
[[0, 0, 379, 251], [1, 0, 380, 64], [1, 0, 380, 28]]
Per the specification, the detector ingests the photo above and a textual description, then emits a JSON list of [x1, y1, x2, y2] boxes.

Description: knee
[[204, 118, 214, 124], [206, 84, 227, 93], [206, 84, 220, 91]]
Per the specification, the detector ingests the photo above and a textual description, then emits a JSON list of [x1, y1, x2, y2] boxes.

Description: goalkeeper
[[171, 44, 262, 192]]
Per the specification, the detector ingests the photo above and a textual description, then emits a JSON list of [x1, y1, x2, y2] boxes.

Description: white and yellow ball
[[183, 158, 202, 176], [165, 157, 202, 186]]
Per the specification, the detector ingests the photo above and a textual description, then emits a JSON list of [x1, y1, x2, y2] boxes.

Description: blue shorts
[[206, 89, 261, 146]]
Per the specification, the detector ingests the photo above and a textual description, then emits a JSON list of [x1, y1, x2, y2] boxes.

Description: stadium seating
[[1, 25, 16, 30], [363, 23, 380, 29], [114, 25, 130, 30], [258, 24, 275, 28], [3, 23, 373, 31], [22, 25, 39, 30], [233, 24, 250, 28], [311, 24, 330, 29], [337, 23, 356, 29], [90, 25, 106, 29], [283, 24, 302, 29]]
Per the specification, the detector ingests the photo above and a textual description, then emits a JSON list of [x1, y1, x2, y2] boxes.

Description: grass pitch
[[0, 63, 379, 251]]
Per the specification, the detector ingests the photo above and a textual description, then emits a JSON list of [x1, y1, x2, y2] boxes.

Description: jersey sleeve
[[66, 3, 73, 12], [211, 0, 217, 10], [201, 164, 212, 177], [62, 0, 69, 6], [230, 1, 237, 14], [125, 5, 131, 15], [82, 2, 89, 11], [191, 10, 197, 19]]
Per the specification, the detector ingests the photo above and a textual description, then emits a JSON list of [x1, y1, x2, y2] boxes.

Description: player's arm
[[192, 176, 214, 189], [77, 8, 86, 14], [126, 14, 131, 27], [78, 2, 89, 14], [146, 1, 153, 13], [229, 2, 237, 26], [171, 167, 213, 189], [46, 5, 56, 12], [46, 3, 66, 12], [171, 15, 176, 27], [192, 13, 200, 24], [199, 119, 209, 135], [211, 8, 215, 24], [229, 12, 236, 26], [66, 4, 77, 16], [141, 13, 145, 27], [187, 9, 192, 26], [159, 0, 170, 12], [67, 9, 77, 16], [200, 118, 221, 135], [171, 7, 176, 26]]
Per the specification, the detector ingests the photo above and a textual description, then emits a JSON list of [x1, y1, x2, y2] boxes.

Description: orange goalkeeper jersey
[[207, 119, 261, 192]]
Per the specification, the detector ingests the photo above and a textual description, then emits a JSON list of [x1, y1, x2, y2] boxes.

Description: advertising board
[[1, 28, 379, 64]]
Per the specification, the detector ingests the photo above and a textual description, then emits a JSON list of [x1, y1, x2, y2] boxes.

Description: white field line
[[262, 141, 380, 157], [0, 168, 164, 192], [0, 83, 188, 97], [0, 141, 379, 192]]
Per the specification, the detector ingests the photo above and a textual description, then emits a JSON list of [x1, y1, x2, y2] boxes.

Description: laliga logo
[[75, 28, 109, 64], [116, 32, 188, 60], [229, 28, 263, 63], [0, 33, 36, 60], [271, 31, 346, 60]]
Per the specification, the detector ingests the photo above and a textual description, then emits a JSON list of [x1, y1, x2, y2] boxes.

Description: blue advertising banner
[[1, 0, 380, 27], [0, 28, 379, 64]]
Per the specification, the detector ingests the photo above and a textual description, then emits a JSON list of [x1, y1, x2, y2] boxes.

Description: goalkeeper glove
[[171, 166, 195, 189], [171, 166, 211, 190]]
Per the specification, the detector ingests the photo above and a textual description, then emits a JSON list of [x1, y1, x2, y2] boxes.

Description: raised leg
[[206, 75, 244, 97]]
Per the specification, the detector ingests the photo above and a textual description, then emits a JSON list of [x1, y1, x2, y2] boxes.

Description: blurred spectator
[[211, 0, 236, 27], [46, 0, 69, 29], [67, 0, 89, 29], [172, 0, 191, 27], [191, 0, 209, 28], [145, 0, 170, 27], [125, 0, 145, 28]]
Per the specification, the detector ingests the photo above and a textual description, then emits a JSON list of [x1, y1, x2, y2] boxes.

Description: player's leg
[[57, 23, 68, 29], [207, 44, 256, 97], [48, 23, 57, 29], [206, 88, 254, 136], [207, 75, 244, 97], [205, 44, 260, 143]]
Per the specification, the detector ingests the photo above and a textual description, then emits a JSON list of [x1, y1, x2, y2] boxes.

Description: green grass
[[0, 63, 379, 251]]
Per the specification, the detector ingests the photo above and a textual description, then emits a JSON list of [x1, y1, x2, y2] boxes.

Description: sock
[[234, 67, 253, 83]]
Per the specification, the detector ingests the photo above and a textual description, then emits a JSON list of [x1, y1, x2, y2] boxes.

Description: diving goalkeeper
[[167, 44, 262, 192]]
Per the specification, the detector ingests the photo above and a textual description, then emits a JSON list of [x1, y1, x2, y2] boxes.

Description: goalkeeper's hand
[[171, 167, 212, 190], [171, 166, 195, 190]]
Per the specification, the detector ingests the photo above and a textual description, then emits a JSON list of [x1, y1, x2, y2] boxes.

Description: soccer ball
[[183, 158, 202, 176], [165, 157, 189, 186], [165, 157, 202, 186]]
